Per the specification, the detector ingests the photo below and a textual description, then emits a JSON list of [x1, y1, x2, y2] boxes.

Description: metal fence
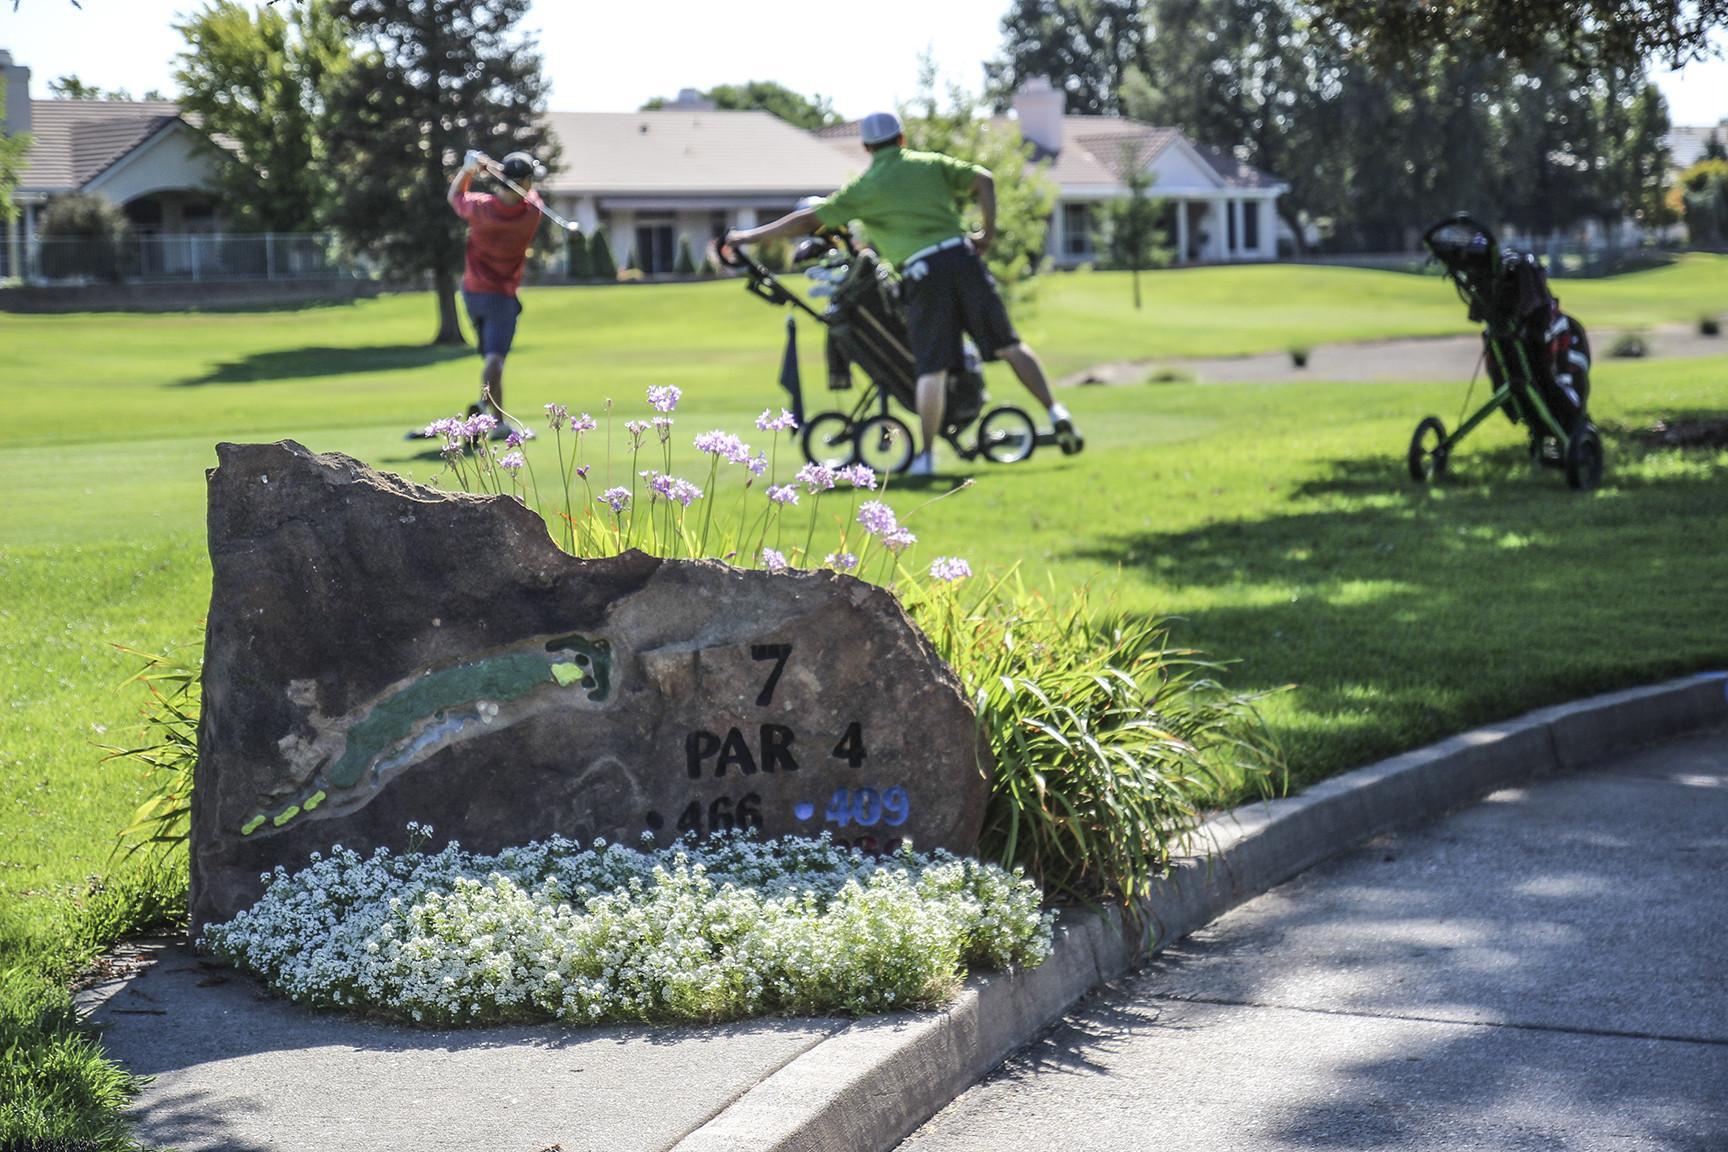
[[10, 231, 370, 285]]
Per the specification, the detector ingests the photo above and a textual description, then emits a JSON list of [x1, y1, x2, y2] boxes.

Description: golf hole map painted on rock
[[189, 441, 991, 931]]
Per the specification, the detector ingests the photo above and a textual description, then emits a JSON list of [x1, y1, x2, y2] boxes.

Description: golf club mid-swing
[[471, 152, 582, 234]]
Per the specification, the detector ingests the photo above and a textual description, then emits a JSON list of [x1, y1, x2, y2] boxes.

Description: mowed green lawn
[[3, 257, 1728, 967]]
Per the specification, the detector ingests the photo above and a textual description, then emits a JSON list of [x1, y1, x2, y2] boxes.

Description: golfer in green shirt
[[725, 111, 1080, 475]]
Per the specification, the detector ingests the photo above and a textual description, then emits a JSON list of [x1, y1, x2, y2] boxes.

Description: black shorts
[[900, 245, 1020, 377]]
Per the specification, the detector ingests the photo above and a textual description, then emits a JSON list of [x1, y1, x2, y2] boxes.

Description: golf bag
[[821, 248, 986, 434], [1428, 217, 1592, 435]]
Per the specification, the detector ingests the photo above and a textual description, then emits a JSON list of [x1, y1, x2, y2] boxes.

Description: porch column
[[1207, 199, 1227, 261], [734, 207, 759, 230], [5, 208, 18, 281], [1229, 199, 1244, 260], [574, 196, 599, 233], [1174, 199, 1188, 266], [1258, 199, 1277, 259], [22, 201, 36, 281]]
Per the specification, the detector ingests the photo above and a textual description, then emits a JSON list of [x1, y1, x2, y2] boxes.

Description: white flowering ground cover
[[200, 828, 1053, 1026]]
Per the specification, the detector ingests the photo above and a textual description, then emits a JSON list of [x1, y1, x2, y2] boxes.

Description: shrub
[[566, 230, 591, 280], [674, 235, 697, 275], [588, 227, 617, 281], [906, 578, 1284, 903], [1701, 315, 1721, 337], [38, 192, 130, 282], [1609, 332, 1649, 358], [202, 830, 1053, 1025], [1289, 346, 1311, 368]]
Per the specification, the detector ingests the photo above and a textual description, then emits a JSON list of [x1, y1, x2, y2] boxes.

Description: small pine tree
[[673, 235, 697, 275], [698, 253, 716, 276], [566, 230, 591, 280], [588, 227, 617, 280]]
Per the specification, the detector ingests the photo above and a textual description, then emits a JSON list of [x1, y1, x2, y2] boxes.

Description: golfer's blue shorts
[[463, 290, 523, 358]]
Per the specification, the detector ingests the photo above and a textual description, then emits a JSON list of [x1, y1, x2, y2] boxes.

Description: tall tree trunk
[[433, 265, 465, 345]]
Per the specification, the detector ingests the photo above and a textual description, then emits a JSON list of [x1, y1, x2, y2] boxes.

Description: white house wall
[[84, 123, 219, 208]]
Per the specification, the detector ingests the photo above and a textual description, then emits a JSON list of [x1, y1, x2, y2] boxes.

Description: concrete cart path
[[1060, 324, 1728, 388], [83, 950, 844, 1152], [900, 728, 1728, 1152]]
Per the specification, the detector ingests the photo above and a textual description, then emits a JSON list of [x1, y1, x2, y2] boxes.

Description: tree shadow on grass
[[176, 343, 470, 387], [1065, 438, 1728, 783]]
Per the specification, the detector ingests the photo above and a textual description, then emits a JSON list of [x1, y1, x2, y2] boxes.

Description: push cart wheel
[[1564, 422, 1604, 491], [1407, 416, 1450, 482], [977, 406, 1038, 464], [801, 413, 858, 469], [854, 414, 916, 475]]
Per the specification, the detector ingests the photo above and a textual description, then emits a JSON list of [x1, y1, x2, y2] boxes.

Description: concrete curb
[[669, 671, 1728, 1152]]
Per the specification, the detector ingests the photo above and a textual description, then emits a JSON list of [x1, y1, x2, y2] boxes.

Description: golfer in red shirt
[[448, 150, 545, 424]]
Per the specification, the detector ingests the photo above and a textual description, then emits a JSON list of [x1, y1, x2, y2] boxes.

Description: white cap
[[860, 111, 903, 146]]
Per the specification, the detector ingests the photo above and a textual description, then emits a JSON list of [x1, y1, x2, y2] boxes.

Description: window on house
[[1244, 201, 1261, 251], [1061, 204, 1094, 257]]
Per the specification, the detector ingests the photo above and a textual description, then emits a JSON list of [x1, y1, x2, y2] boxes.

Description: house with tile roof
[[2, 49, 1285, 281], [819, 78, 1290, 267], [3, 51, 226, 277]]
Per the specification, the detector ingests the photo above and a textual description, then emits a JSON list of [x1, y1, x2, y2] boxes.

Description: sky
[[3, 0, 1726, 125]]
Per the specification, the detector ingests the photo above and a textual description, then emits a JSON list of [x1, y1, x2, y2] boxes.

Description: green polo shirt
[[814, 146, 985, 267]]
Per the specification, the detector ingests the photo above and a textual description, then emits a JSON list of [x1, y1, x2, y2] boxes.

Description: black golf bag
[[821, 248, 986, 435]]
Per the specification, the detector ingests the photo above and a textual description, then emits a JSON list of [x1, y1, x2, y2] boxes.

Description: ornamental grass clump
[[904, 576, 1285, 904], [200, 829, 1052, 1027]]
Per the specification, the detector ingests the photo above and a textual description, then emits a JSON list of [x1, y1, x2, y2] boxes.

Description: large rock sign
[[190, 441, 992, 932]]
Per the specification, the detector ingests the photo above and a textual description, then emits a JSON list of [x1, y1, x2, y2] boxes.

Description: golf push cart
[[717, 233, 1076, 474], [1411, 213, 1602, 490]]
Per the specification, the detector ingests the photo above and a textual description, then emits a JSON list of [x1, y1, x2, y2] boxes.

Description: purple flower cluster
[[544, 402, 570, 428], [624, 420, 650, 445], [756, 408, 799, 432], [504, 429, 529, 449], [766, 484, 799, 506], [745, 452, 769, 477], [647, 385, 682, 413], [883, 527, 917, 553], [761, 547, 790, 574], [840, 464, 878, 490], [929, 557, 972, 583], [498, 451, 526, 473], [421, 412, 498, 445], [857, 500, 900, 538], [652, 416, 674, 441], [641, 470, 703, 507], [825, 552, 859, 572], [571, 412, 598, 434], [795, 462, 837, 493], [693, 430, 751, 464], [599, 487, 631, 513]]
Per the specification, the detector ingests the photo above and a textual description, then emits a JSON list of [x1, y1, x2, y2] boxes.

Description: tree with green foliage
[[1675, 159, 1728, 247], [643, 81, 840, 130], [0, 89, 30, 233], [1095, 142, 1169, 305], [986, 0, 1146, 115], [589, 227, 617, 280], [323, 0, 558, 344], [174, 0, 350, 232], [901, 58, 1057, 300], [47, 74, 103, 100], [1308, 0, 1728, 71]]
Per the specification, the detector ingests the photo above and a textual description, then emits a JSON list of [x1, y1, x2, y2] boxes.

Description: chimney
[[665, 87, 716, 111], [0, 51, 31, 138], [1012, 76, 1064, 155]]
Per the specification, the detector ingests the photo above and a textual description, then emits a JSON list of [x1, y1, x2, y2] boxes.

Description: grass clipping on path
[[202, 831, 1053, 1026]]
